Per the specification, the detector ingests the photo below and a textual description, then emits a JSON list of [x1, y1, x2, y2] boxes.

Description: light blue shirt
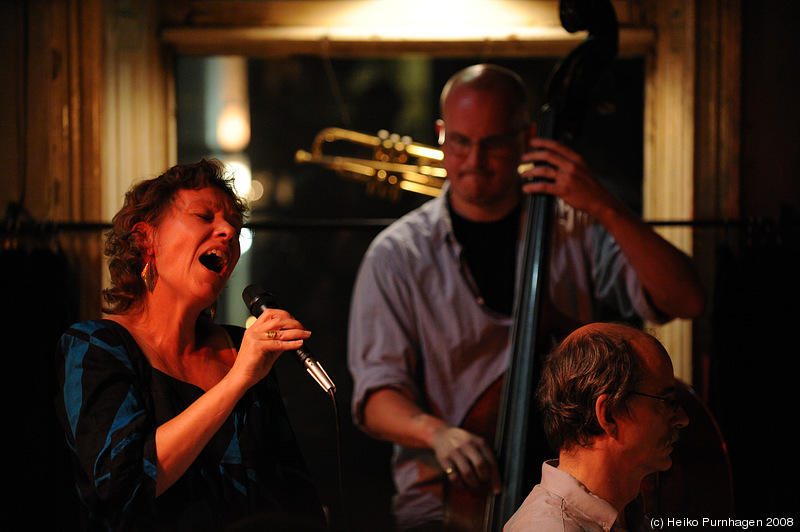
[[504, 460, 651, 532]]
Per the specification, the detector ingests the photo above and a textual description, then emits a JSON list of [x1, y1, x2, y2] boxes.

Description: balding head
[[440, 64, 530, 128], [537, 322, 668, 452]]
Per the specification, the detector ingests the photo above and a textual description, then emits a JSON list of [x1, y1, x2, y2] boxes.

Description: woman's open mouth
[[199, 249, 229, 275]]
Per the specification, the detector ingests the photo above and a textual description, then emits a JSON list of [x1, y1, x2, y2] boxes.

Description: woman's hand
[[153, 309, 311, 495], [233, 309, 312, 386]]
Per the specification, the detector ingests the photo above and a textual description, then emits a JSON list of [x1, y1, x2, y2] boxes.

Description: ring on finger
[[264, 330, 277, 340], [445, 467, 455, 476]]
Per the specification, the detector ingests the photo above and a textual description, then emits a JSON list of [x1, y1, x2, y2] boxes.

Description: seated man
[[504, 322, 689, 531]]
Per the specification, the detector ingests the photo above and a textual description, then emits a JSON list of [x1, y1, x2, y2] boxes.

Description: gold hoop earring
[[141, 261, 157, 293]]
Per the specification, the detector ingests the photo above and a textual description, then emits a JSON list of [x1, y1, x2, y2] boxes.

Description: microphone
[[242, 284, 336, 394]]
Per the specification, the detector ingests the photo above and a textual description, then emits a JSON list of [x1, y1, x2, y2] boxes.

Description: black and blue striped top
[[54, 319, 325, 531]]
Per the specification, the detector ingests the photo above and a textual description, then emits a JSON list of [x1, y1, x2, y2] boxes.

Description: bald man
[[348, 64, 704, 531], [505, 322, 689, 531]]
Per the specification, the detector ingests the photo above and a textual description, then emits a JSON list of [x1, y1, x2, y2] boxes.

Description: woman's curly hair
[[102, 158, 248, 315], [536, 324, 644, 453]]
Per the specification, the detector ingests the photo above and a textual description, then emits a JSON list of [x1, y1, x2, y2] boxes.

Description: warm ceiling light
[[327, 0, 561, 40]]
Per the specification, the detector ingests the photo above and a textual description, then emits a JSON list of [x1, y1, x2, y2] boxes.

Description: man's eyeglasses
[[628, 391, 681, 413], [441, 130, 523, 158]]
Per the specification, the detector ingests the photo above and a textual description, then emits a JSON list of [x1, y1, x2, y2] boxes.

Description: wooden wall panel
[[2, 0, 174, 320], [642, 0, 697, 383], [103, 0, 175, 220], [693, 0, 741, 397]]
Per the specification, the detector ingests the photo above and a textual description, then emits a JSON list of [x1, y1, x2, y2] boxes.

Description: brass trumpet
[[294, 127, 446, 199]]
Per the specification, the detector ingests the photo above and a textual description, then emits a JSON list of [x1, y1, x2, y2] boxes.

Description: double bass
[[490, 1, 621, 527], [445, 2, 621, 529], [445, 0, 733, 529]]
